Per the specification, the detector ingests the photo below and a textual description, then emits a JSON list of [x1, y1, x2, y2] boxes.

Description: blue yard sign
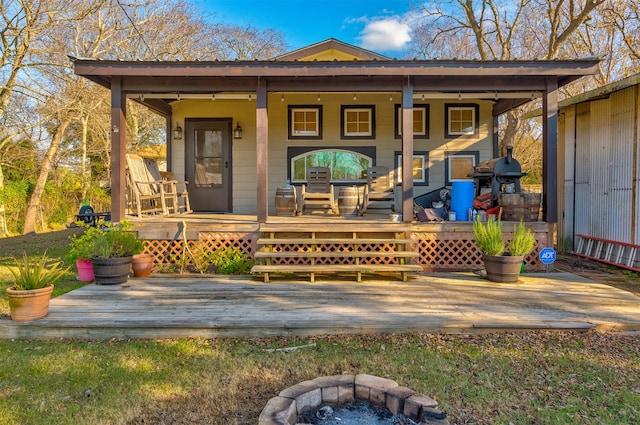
[[539, 247, 557, 265]]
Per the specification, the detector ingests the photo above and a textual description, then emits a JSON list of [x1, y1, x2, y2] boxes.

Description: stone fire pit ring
[[258, 373, 449, 424]]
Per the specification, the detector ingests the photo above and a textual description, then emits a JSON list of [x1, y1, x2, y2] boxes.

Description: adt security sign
[[539, 247, 556, 265]]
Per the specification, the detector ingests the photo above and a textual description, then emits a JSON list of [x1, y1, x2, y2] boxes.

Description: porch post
[[543, 77, 559, 223], [256, 78, 268, 223], [401, 77, 414, 222], [111, 77, 127, 222]]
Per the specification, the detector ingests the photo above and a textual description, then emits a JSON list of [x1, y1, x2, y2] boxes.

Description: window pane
[[291, 107, 320, 136], [291, 149, 372, 182], [412, 157, 423, 180], [343, 108, 372, 136]]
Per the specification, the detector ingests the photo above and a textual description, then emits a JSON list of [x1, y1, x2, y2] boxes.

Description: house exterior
[[73, 39, 598, 222], [558, 73, 640, 271], [72, 39, 600, 274]]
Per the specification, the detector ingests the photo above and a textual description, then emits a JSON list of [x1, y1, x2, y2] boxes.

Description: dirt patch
[[552, 252, 640, 295]]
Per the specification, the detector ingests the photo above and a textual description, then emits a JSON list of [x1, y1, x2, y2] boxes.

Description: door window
[[195, 129, 223, 187]]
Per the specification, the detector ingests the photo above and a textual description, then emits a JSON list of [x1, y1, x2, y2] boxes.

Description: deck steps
[[573, 234, 640, 272], [251, 225, 421, 282]]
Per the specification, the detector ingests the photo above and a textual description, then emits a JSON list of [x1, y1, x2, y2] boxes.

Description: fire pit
[[258, 374, 449, 425]]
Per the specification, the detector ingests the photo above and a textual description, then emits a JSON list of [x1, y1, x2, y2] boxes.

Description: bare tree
[[409, 0, 608, 171], [2, 0, 290, 233], [209, 24, 289, 60]]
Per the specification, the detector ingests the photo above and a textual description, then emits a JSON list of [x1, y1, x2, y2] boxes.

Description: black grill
[[470, 146, 527, 207]]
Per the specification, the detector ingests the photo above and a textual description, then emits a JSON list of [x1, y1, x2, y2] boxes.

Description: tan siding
[[169, 95, 495, 214]]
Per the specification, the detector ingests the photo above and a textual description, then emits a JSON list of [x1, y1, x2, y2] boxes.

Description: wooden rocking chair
[[299, 166, 337, 215], [126, 154, 192, 216], [359, 166, 397, 215]]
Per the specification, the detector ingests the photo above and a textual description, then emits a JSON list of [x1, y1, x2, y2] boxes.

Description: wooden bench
[[251, 225, 421, 282]]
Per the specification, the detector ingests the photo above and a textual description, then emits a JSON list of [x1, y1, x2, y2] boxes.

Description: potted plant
[[6, 253, 68, 321], [67, 225, 103, 282], [131, 252, 155, 277], [473, 217, 536, 283], [89, 221, 144, 285]]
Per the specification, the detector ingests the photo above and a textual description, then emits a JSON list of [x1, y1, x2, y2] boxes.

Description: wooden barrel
[[499, 193, 541, 221], [275, 186, 296, 216], [338, 186, 359, 216]]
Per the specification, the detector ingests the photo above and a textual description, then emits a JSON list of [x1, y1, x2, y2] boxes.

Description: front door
[[185, 119, 232, 212]]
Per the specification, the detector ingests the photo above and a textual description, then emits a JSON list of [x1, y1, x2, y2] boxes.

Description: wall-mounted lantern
[[173, 122, 183, 140], [233, 122, 243, 139]]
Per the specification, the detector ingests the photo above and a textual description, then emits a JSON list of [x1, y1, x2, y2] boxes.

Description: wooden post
[[256, 79, 268, 223], [401, 77, 414, 222], [543, 77, 559, 223], [111, 77, 127, 222]]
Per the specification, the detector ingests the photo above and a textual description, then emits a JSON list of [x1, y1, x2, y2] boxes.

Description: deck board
[[2, 272, 640, 339]]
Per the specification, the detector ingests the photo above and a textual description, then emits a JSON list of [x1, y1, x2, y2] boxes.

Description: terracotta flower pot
[[131, 254, 154, 277], [6, 284, 54, 321]]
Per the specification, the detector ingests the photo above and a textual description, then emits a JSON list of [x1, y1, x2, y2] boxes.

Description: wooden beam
[[401, 77, 414, 222], [73, 58, 601, 78], [256, 79, 268, 223], [111, 77, 126, 222], [543, 77, 559, 223]]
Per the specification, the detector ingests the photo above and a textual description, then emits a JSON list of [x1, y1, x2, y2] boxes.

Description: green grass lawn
[[0, 230, 639, 424], [0, 332, 638, 424]]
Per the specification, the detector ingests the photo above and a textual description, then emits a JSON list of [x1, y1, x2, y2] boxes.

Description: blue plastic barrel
[[450, 180, 474, 221]]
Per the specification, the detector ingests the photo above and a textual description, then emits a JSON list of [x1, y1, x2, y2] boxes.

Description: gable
[[275, 38, 389, 61], [297, 48, 371, 62]]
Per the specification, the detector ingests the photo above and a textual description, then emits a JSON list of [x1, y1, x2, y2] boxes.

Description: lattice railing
[[143, 232, 258, 268], [141, 229, 547, 272], [411, 230, 547, 272]]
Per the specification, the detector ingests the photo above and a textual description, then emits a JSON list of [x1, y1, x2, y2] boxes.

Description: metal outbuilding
[[559, 73, 640, 271]]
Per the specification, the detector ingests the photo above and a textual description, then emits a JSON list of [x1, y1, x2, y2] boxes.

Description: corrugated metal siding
[[589, 99, 612, 238], [559, 106, 576, 252], [574, 102, 593, 240], [608, 88, 636, 243], [636, 87, 640, 245], [566, 83, 640, 249]]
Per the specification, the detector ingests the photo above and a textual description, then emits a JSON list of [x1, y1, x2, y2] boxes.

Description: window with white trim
[[288, 105, 322, 139], [341, 105, 375, 139], [445, 104, 479, 137], [290, 149, 373, 183], [394, 151, 429, 185], [395, 104, 429, 139], [445, 151, 479, 185]]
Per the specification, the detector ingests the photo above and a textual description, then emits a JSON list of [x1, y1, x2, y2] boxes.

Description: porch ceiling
[[72, 57, 599, 117]]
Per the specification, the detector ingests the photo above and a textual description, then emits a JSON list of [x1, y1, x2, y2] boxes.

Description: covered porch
[[72, 40, 600, 224], [71, 39, 598, 278]]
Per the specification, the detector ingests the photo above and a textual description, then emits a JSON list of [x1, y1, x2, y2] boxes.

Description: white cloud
[[358, 18, 412, 51]]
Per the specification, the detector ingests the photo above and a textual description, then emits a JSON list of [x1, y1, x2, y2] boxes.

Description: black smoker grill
[[470, 146, 527, 207]]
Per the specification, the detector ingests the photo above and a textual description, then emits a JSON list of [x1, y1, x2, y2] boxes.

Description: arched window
[[291, 149, 373, 183]]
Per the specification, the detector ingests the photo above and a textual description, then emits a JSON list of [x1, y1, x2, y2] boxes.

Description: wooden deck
[[2, 272, 640, 340]]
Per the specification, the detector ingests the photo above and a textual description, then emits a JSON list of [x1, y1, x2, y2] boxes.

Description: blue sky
[[193, 0, 417, 56]]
